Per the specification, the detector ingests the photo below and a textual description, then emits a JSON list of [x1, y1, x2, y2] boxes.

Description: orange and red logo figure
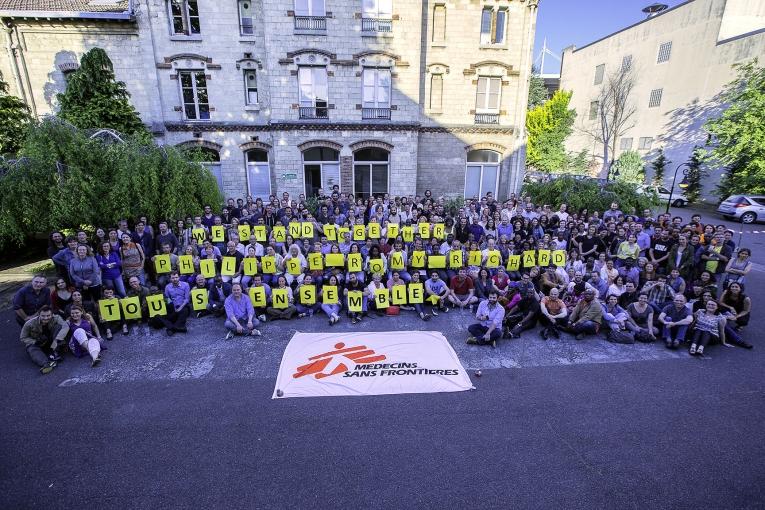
[[293, 342, 386, 379]]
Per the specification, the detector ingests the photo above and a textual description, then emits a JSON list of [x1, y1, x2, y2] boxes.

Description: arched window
[[303, 147, 339, 197], [354, 147, 389, 199], [465, 149, 500, 199], [246, 149, 271, 200]]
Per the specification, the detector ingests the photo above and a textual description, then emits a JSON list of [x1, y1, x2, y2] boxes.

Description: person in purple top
[[158, 271, 191, 336], [224, 282, 261, 338], [96, 242, 126, 297]]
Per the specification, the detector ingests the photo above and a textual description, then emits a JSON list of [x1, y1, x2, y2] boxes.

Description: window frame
[[594, 64, 605, 85], [638, 137, 653, 150], [238, 0, 255, 35], [621, 54, 632, 72], [619, 137, 633, 151], [362, 67, 391, 109], [464, 150, 501, 199], [245, 149, 272, 200], [168, 0, 201, 36], [479, 7, 507, 46], [178, 70, 210, 121], [353, 148, 390, 199], [648, 88, 663, 108], [429, 73, 443, 111], [589, 100, 599, 121], [243, 69, 258, 106], [362, 0, 392, 19], [303, 148, 340, 197], [475, 76, 501, 113], [297, 66, 329, 118], [432, 3, 446, 43], [294, 0, 326, 17], [657, 41, 672, 64]]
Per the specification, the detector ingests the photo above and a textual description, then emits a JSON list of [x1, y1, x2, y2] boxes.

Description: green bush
[[522, 176, 657, 217], [0, 118, 221, 248]]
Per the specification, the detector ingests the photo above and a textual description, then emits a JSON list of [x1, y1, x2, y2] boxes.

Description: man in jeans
[[566, 289, 602, 340], [659, 294, 693, 349], [19, 305, 69, 374], [467, 291, 505, 348], [159, 271, 190, 336], [224, 282, 261, 339]]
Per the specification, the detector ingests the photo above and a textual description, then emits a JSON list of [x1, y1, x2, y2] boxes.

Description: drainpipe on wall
[[1, 18, 29, 107], [8, 21, 37, 117], [141, 0, 168, 137]]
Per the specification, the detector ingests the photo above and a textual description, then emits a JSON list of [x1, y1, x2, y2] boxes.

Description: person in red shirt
[[448, 268, 479, 310]]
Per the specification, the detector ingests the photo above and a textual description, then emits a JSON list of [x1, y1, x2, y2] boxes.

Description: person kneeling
[[466, 291, 505, 348], [224, 282, 261, 339]]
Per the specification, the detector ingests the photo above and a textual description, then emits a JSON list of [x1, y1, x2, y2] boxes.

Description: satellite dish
[[642, 3, 669, 17]]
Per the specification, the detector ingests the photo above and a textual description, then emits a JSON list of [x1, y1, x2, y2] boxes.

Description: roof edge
[[572, 0, 695, 53], [0, 10, 133, 21]]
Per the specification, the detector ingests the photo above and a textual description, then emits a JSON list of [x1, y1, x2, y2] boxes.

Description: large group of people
[[14, 187, 754, 375]]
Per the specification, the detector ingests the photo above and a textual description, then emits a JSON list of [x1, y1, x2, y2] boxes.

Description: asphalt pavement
[[2, 208, 765, 509]]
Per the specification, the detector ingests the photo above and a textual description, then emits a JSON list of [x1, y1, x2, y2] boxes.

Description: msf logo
[[293, 342, 386, 380]]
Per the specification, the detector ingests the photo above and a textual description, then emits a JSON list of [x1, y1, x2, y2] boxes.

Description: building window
[[298, 66, 329, 119], [638, 137, 653, 150], [480, 7, 506, 45], [354, 148, 389, 199], [179, 71, 209, 120], [620, 137, 633, 151], [430, 74, 443, 111], [465, 150, 500, 199], [433, 4, 446, 42], [621, 54, 632, 71], [648, 88, 663, 108], [475, 76, 500, 109], [303, 147, 340, 197], [169, 0, 200, 36], [362, 68, 391, 119], [183, 146, 222, 193], [589, 100, 599, 120], [657, 41, 672, 63], [246, 149, 271, 200], [362, 0, 392, 32], [239, 0, 255, 35], [244, 70, 258, 105], [594, 64, 605, 85], [294, 0, 326, 30]]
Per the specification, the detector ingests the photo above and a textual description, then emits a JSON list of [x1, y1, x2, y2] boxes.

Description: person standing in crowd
[[13, 275, 52, 327], [19, 306, 69, 374], [96, 242, 126, 298], [69, 244, 102, 301], [466, 291, 505, 347], [120, 232, 146, 287], [52, 236, 80, 284], [224, 282, 261, 338]]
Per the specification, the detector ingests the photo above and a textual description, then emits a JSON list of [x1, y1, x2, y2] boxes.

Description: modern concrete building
[[559, 0, 765, 197], [0, 0, 539, 201]]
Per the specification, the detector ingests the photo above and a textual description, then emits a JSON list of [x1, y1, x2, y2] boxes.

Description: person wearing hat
[[566, 289, 602, 340]]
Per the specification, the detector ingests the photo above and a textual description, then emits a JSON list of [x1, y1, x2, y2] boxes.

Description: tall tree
[[704, 59, 765, 198], [684, 146, 707, 203], [651, 147, 670, 186], [526, 90, 576, 172], [57, 47, 146, 135], [583, 65, 637, 178], [0, 77, 31, 156], [527, 67, 548, 109]]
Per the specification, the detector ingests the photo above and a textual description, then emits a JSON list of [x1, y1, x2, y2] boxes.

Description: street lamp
[[665, 162, 691, 214]]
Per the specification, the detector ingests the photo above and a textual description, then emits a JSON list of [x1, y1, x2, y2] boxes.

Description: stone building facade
[[559, 0, 765, 197], [0, 0, 538, 201]]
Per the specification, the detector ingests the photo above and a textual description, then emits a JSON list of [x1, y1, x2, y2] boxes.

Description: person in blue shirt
[[466, 291, 505, 347], [158, 271, 190, 336]]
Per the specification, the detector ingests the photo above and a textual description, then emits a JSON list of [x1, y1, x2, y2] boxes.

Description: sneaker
[[298, 313, 307, 318], [40, 361, 56, 375], [431, 307, 439, 317], [423, 314, 432, 322], [225, 331, 234, 340], [697, 345, 704, 356], [352, 317, 358, 325], [258, 314, 267, 323], [91, 355, 102, 368], [440, 305, 449, 313], [465, 336, 478, 345], [196, 312, 203, 318], [551, 327, 561, 339], [575, 333, 585, 340], [491, 339, 497, 349], [122, 324, 129, 335], [689, 344, 697, 355], [540, 329, 549, 340], [251, 329, 262, 337]]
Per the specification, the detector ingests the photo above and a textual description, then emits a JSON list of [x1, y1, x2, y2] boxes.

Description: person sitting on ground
[[717, 281, 750, 332], [266, 276, 297, 321], [207, 275, 231, 317], [19, 305, 69, 374], [13, 275, 52, 327], [473, 268, 496, 301], [320, 274, 343, 325], [466, 291, 505, 348], [124, 276, 150, 333], [601, 294, 629, 333], [624, 293, 657, 342], [689, 299, 728, 356], [67, 305, 105, 367], [157, 271, 191, 336], [408, 271, 431, 321], [224, 282, 261, 339], [98, 287, 124, 340], [296, 274, 321, 318], [51, 277, 74, 317], [504, 286, 540, 339], [539, 287, 568, 339], [566, 289, 602, 340], [425, 270, 450, 316], [658, 294, 693, 349], [343, 272, 369, 324], [645, 274, 675, 313], [448, 267, 478, 310], [366, 272, 387, 316]]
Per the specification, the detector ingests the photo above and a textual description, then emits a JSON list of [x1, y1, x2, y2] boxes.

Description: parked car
[[717, 195, 765, 224], [638, 185, 689, 207]]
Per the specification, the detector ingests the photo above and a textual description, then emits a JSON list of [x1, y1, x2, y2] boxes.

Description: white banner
[[273, 331, 474, 398]]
